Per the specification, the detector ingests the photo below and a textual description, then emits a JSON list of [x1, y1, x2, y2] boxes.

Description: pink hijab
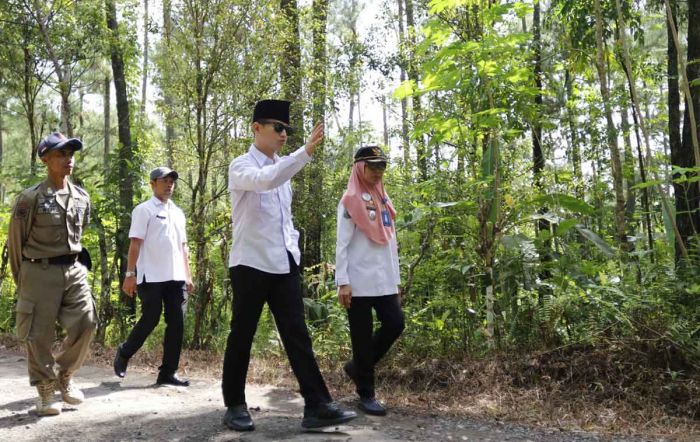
[[341, 162, 396, 245]]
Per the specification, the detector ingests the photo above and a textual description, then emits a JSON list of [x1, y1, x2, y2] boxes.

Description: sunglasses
[[366, 161, 387, 171], [259, 120, 294, 136]]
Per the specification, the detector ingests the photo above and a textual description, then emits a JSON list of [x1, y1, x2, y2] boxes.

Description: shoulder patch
[[13, 200, 30, 219]]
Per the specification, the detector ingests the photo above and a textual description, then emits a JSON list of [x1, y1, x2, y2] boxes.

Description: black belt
[[23, 254, 79, 265]]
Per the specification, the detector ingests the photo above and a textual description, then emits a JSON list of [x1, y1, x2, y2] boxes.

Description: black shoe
[[223, 404, 254, 431], [302, 402, 357, 429], [113, 345, 129, 378], [359, 396, 387, 416], [156, 372, 190, 387], [343, 360, 357, 383]]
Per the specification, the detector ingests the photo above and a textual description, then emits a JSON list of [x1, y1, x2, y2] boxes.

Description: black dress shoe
[[156, 372, 190, 387], [113, 345, 129, 378], [359, 396, 387, 416], [302, 402, 357, 429], [343, 360, 358, 383], [223, 404, 254, 431]]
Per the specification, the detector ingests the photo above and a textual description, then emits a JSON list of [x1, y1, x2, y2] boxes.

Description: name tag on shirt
[[381, 210, 392, 227], [37, 197, 60, 214]]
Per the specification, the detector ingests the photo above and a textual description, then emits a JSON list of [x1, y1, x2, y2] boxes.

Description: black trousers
[[347, 294, 404, 398], [120, 280, 187, 375], [222, 253, 331, 408]]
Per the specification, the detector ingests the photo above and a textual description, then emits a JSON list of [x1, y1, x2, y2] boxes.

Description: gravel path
[[0, 350, 665, 441]]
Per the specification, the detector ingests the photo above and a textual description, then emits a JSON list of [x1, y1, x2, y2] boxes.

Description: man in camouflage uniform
[[7, 132, 97, 416]]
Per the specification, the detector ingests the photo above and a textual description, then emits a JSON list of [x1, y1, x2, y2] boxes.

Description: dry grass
[[2, 334, 697, 440]]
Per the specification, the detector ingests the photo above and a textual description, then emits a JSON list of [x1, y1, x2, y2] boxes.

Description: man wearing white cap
[[113, 166, 193, 387]]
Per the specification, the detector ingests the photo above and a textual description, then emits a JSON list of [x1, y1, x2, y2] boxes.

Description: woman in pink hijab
[[335, 145, 404, 416]]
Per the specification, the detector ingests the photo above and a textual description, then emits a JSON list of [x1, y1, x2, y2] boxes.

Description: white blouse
[[335, 201, 400, 297]]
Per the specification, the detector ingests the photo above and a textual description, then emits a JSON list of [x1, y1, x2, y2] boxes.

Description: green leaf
[[393, 80, 416, 99], [481, 143, 496, 178], [534, 194, 595, 216], [428, 0, 469, 14], [631, 179, 664, 190], [555, 218, 579, 236], [661, 203, 676, 246], [576, 226, 616, 257], [531, 212, 562, 224], [432, 201, 459, 208]]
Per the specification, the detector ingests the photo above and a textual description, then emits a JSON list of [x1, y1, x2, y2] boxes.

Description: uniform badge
[[13, 201, 30, 219], [361, 192, 371, 202], [37, 197, 58, 213]]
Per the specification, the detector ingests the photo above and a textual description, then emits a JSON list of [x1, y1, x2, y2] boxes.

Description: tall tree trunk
[[190, 14, 208, 348], [532, 0, 551, 306], [104, 75, 111, 174], [618, 66, 654, 255], [106, 0, 136, 313], [163, 0, 175, 167], [404, 0, 427, 180], [0, 99, 4, 204], [280, 0, 303, 149], [304, 0, 329, 270], [22, 41, 39, 176], [348, 94, 355, 162], [671, 0, 700, 261], [620, 106, 636, 225], [280, 0, 307, 272], [397, 0, 410, 169], [532, 0, 545, 205], [564, 68, 582, 198], [615, 0, 666, 258], [30, 1, 74, 136], [382, 95, 389, 147], [140, 0, 149, 120], [593, 0, 627, 250], [667, 0, 682, 245], [93, 213, 114, 344]]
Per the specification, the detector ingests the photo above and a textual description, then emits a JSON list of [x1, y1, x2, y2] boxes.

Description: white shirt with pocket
[[228, 144, 311, 274], [335, 202, 400, 297], [129, 196, 188, 284]]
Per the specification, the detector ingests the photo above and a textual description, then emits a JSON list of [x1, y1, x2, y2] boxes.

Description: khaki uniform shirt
[[7, 179, 91, 285]]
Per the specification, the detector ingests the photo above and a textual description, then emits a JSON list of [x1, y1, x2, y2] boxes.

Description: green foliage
[[0, 0, 697, 382]]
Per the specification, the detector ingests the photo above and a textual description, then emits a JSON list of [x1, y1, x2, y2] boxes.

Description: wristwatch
[[125, 270, 136, 278]]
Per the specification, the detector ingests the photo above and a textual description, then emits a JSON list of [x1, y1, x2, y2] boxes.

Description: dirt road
[[0, 349, 661, 441]]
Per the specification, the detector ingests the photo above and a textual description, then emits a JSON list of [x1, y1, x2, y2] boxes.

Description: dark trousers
[[120, 280, 187, 375], [222, 253, 331, 408], [348, 294, 404, 398]]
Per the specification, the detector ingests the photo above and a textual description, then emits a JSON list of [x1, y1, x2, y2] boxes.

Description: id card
[[381, 210, 392, 227]]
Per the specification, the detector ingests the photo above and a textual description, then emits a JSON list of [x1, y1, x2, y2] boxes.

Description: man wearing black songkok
[[221, 99, 357, 431]]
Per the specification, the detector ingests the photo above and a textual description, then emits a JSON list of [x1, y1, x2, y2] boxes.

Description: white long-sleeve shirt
[[335, 202, 401, 297], [228, 144, 311, 273]]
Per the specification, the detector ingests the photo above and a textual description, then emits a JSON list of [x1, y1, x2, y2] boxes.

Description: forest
[[0, 0, 698, 436]]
